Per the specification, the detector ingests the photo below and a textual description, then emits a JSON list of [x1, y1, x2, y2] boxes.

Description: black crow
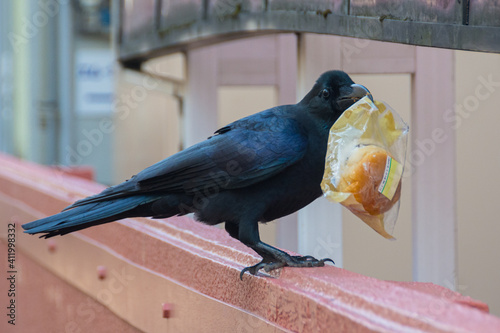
[[23, 70, 372, 278]]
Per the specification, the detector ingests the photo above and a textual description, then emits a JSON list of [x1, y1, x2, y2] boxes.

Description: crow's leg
[[237, 220, 334, 280], [240, 242, 335, 279]]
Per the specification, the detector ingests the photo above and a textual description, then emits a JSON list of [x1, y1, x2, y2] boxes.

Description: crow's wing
[[67, 108, 307, 209]]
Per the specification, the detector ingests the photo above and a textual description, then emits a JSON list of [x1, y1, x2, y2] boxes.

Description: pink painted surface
[[0, 246, 142, 333], [50, 165, 94, 181], [1, 152, 500, 332]]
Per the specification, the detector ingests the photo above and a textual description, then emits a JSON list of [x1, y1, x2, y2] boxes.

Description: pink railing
[[0, 152, 498, 332]]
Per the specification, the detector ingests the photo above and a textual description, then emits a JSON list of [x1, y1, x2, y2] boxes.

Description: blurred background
[[1, 0, 499, 317]]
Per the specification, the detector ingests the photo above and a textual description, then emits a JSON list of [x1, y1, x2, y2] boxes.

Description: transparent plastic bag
[[321, 96, 409, 239]]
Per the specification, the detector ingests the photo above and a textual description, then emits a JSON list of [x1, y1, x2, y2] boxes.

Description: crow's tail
[[22, 195, 159, 238]]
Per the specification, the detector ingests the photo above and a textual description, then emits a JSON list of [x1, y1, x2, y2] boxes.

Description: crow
[[23, 70, 372, 278]]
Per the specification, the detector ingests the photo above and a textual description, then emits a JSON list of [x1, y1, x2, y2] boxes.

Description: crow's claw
[[240, 261, 273, 280], [289, 255, 335, 267], [322, 257, 335, 265], [240, 255, 335, 280]]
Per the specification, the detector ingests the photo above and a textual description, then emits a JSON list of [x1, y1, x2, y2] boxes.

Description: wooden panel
[[121, 0, 155, 40], [184, 46, 218, 147], [216, 35, 278, 60], [218, 58, 277, 86], [117, 0, 500, 67], [268, 0, 347, 13], [298, 34, 343, 91], [276, 34, 298, 105], [343, 73, 413, 282], [217, 35, 278, 86], [275, 34, 299, 252], [455, 51, 500, 316], [411, 47, 457, 289], [341, 37, 415, 74], [212, 34, 299, 250], [297, 34, 344, 267], [160, 0, 204, 31], [350, 0, 462, 24], [0, 244, 141, 333]]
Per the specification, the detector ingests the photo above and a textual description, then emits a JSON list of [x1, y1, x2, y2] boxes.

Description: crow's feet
[[240, 255, 334, 280]]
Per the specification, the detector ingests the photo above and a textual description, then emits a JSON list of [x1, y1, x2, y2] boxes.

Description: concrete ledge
[[1, 152, 499, 332]]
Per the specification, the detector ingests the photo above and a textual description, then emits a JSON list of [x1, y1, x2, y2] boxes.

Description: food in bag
[[321, 96, 409, 239]]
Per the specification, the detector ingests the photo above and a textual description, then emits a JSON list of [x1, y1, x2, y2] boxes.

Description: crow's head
[[300, 70, 373, 122]]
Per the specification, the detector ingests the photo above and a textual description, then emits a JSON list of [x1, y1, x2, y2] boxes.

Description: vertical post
[[36, 0, 60, 165], [12, 0, 34, 160], [0, 1, 14, 154], [296, 34, 344, 266], [12, 0, 59, 164], [276, 34, 297, 106], [275, 34, 299, 252], [412, 47, 456, 290], [184, 46, 218, 147], [58, 0, 75, 165]]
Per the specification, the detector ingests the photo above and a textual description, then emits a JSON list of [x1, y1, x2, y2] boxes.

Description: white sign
[[75, 49, 114, 115]]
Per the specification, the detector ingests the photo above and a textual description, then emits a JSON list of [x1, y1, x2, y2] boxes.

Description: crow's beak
[[337, 84, 374, 110]]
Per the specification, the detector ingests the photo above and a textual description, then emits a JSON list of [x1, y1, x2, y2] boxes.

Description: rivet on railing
[[47, 239, 57, 253], [97, 265, 107, 280], [162, 303, 173, 319]]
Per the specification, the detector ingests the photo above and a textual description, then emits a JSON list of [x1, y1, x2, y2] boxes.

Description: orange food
[[337, 145, 401, 215]]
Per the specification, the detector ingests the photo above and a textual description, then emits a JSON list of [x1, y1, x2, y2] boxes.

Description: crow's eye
[[321, 89, 330, 99]]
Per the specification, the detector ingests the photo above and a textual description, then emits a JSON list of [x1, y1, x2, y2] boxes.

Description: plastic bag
[[321, 96, 409, 239]]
